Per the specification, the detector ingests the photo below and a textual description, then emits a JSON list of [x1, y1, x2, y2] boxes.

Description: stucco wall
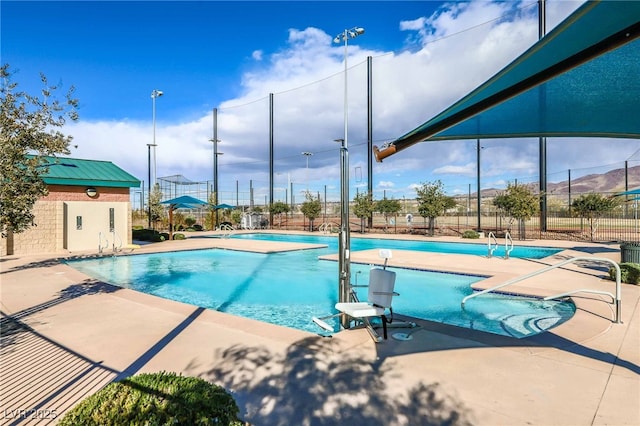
[[1, 186, 133, 256]]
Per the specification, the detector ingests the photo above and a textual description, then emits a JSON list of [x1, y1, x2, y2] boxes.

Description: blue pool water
[[228, 233, 561, 259], [66, 235, 574, 338]]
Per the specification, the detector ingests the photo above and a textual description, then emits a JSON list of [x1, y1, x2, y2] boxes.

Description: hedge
[[609, 262, 640, 285], [58, 372, 242, 425]]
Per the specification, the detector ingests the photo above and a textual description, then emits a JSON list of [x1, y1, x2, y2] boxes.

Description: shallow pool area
[[66, 236, 575, 338]]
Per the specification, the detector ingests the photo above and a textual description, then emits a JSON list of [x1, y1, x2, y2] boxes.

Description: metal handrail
[[487, 231, 498, 257], [98, 232, 109, 254], [218, 223, 234, 238], [111, 230, 123, 252], [319, 222, 339, 234], [504, 231, 513, 259], [461, 256, 621, 324]]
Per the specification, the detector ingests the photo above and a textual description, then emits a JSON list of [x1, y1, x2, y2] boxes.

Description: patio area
[[1, 232, 638, 425]]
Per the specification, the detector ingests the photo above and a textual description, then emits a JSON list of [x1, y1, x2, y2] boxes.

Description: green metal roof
[[375, 0, 640, 161], [33, 156, 140, 188]]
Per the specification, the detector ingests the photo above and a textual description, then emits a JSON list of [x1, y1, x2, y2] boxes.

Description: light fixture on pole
[[333, 26, 364, 328], [151, 89, 163, 186], [302, 151, 313, 190]]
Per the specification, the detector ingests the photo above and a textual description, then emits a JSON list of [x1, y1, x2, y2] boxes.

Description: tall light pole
[[151, 89, 163, 186], [476, 139, 482, 231], [302, 151, 313, 190], [147, 143, 153, 229], [210, 139, 222, 227], [333, 26, 364, 328]]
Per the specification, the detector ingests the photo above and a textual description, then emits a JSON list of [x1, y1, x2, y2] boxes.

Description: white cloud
[[252, 50, 263, 61], [65, 0, 637, 201]]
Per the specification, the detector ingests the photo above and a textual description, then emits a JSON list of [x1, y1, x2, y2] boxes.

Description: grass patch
[[58, 372, 242, 425]]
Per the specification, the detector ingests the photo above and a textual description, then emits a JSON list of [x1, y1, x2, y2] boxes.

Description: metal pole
[[213, 108, 219, 227], [625, 160, 629, 217], [367, 56, 373, 230], [476, 139, 481, 231], [538, 0, 548, 232], [151, 89, 163, 185], [302, 152, 313, 191], [324, 185, 327, 223], [152, 95, 156, 186], [147, 144, 152, 228], [568, 169, 572, 213], [337, 28, 353, 329], [269, 93, 274, 228]]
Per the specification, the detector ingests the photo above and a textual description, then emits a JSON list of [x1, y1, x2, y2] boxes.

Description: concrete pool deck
[[0, 230, 638, 425]]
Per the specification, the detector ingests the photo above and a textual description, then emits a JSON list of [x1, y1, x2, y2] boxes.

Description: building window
[[109, 208, 115, 232], [76, 216, 82, 230]]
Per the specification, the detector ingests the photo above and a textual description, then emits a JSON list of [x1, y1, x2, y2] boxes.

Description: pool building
[[0, 156, 140, 256]]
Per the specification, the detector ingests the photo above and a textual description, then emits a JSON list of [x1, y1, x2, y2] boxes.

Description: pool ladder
[[319, 222, 339, 234], [218, 223, 234, 238], [461, 256, 622, 324], [487, 231, 513, 259], [98, 232, 109, 254]]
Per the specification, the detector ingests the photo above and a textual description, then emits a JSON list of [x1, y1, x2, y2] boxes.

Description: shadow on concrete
[[0, 280, 120, 331], [0, 253, 122, 275], [571, 245, 620, 254], [0, 303, 206, 425], [374, 315, 640, 376], [193, 335, 473, 426], [0, 316, 120, 426]]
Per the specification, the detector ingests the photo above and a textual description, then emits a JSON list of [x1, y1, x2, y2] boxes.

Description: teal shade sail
[[160, 195, 208, 207], [375, 1, 640, 161]]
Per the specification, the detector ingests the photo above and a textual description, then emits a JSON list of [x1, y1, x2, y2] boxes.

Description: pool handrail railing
[[461, 256, 622, 324], [487, 232, 498, 258], [504, 231, 513, 259]]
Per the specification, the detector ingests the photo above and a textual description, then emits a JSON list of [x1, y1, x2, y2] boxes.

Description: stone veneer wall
[[1, 185, 132, 256]]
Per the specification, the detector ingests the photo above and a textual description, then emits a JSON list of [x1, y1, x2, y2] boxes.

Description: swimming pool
[[228, 233, 561, 259], [66, 237, 574, 338]]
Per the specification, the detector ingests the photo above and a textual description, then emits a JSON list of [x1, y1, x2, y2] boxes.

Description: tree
[[270, 201, 290, 229], [300, 191, 321, 231], [206, 192, 218, 230], [415, 180, 454, 236], [352, 192, 375, 233], [376, 198, 401, 233], [149, 184, 165, 230], [571, 193, 618, 241], [1, 64, 79, 237], [492, 183, 539, 240]]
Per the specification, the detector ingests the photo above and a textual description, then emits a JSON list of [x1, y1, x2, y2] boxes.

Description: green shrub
[[133, 229, 165, 242], [174, 233, 186, 240], [58, 371, 242, 426], [609, 262, 640, 284], [193, 224, 203, 231], [160, 232, 170, 241], [185, 216, 197, 227], [132, 225, 144, 231], [462, 230, 480, 239]]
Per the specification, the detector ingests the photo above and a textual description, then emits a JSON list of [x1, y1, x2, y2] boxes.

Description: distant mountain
[[470, 165, 640, 197], [547, 165, 640, 195]]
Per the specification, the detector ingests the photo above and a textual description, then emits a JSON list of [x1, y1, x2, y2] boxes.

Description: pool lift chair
[[313, 249, 413, 342]]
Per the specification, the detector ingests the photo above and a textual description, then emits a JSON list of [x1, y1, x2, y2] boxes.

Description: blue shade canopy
[[374, 0, 640, 161], [160, 195, 207, 207], [214, 203, 235, 209], [616, 188, 640, 196]]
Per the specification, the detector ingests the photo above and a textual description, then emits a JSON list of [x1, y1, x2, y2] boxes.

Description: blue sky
[[3, 0, 639, 205]]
